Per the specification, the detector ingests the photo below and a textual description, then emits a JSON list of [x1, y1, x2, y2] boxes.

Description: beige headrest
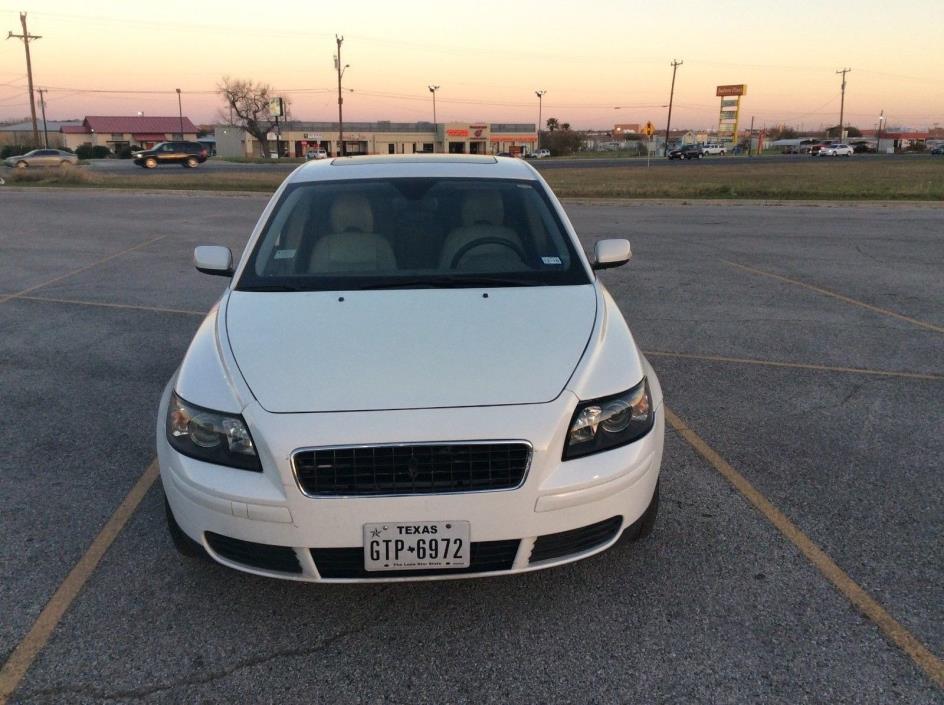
[[330, 193, 374, 233], [461, 191, 504, 227]]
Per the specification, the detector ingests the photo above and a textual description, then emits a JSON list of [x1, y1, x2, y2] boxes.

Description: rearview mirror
[[592, 239, 632, 270], [194, 245, 234, 277]]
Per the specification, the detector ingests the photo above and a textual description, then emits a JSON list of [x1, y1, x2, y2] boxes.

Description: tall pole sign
[[716, 84, 746, 147]]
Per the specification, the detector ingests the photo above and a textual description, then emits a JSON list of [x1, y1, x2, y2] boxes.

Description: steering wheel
[[449, 237, 527, 269]]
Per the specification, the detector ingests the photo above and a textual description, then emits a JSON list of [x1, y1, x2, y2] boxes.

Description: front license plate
[[363, 521, 470, 572]]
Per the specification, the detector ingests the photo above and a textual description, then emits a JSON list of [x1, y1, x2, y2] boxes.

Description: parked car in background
[[132, 141, 208, 169], [851, 142, 874, 154], [819, 143, 854, 157], [530, 149, 551, 159], [667, 144, 703, 160], [931, 145, 944, 155], [3, 149, 78, 168], [701, 143, 726, 156], [306, 148, 328, 160], [160, 154, 664, 582]]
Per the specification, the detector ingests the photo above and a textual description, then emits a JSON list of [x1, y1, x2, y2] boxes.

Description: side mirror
[[592, 239, 632, 270], [194, 245, 234, 277]]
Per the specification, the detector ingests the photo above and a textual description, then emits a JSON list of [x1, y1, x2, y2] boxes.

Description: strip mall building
[[215, 121, 537, 158]]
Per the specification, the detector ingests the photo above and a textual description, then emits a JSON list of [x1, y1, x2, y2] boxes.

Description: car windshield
[[238, 177, 590, 290]]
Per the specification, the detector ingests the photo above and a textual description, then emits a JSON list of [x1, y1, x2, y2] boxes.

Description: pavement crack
[[18, 622, 370, 703]]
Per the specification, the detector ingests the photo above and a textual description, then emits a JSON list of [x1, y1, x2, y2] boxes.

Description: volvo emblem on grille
[[407, 456, 420, 480]]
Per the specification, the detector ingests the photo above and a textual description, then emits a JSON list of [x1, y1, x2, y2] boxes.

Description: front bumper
[[157, 381, 664, 582]]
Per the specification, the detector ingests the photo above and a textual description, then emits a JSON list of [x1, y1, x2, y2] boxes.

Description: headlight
[[166, 392, 262, 471], [563, 378, 654, 460]]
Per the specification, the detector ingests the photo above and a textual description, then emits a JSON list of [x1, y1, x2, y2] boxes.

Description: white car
[[819, 143, 853, 157], [531, 149, 551, 159], [305, 148, 328, 160], [158, 154, 665, 582]]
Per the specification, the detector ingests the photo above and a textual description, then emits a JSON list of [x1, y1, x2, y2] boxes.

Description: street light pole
[[428, 85, 439, 125], [335, 35, 349, 157], [175, 88, 183, 136], [535, 90, 546, 151], [877, 110, 885, 154]]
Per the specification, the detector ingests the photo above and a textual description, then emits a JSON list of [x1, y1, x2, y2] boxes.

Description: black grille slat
[[312, 539, 520, 579], [294, 443, 530, 496], [205, 532, 302, 574], [529, 516, 623, 564]]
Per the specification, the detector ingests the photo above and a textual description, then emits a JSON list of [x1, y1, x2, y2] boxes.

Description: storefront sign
[[446, 129, 469, 137], [716, 84, 747, 97]]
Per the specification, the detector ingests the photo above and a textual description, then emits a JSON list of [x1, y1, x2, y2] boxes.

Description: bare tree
[[218, 76, 286, 158]]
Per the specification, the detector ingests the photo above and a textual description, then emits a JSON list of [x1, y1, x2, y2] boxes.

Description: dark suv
[[132, 142, 208, 168], [667, 144, 703, 160]]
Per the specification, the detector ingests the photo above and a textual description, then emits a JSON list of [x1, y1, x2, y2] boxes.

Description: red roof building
[[60, 115, 198, 150]]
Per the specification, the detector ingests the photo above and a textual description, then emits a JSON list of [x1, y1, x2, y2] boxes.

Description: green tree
[[546, 117, 559, 132]]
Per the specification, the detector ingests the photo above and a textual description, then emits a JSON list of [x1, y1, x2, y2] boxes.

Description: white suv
[[701, 143, 726, 156]]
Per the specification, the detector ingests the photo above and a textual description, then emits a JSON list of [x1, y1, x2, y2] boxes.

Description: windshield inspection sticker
[[541, 256, 562, 265], [274, 249, 296, 260]]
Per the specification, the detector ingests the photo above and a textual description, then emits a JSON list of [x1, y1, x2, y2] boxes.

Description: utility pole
[[535, 90, 546, 151], [877, 109, 885, 154], [175, 88, 184, 136], [428, 85, 439, 125], [335, 35, 348, 157], [836, 67, 851, 139], [7, 12, 41, 145], [748, 115, 755, 157], [38, 87, 48, 148], [663, 59, 682, 156]]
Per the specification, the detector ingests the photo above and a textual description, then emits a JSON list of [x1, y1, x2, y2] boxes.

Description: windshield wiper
[[357, 276, 541, 290], [237, 284, 299, 292]]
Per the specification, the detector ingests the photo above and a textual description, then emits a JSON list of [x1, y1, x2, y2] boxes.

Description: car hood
[[224, 285, 597, 413]]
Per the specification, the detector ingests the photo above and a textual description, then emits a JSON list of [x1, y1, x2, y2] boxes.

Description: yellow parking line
[[645, 350, 943, 381], [14, 295, 206, 317], [0, 461, 160, 705], [722, 259, 944, 335], [0, 235, 167, 306], [664, 406, 944, 689]]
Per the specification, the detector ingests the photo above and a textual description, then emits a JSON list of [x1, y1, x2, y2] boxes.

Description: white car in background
[[158, 154, 664, 582], [819, 143, 854, 157]]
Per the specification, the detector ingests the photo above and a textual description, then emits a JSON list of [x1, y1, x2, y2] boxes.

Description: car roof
[[288, 154, 539, 184]]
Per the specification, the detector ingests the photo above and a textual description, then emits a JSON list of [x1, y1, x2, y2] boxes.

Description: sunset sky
[[1, 0, 941, 131]]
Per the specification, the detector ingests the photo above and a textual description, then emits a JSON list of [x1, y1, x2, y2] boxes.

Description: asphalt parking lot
[[1, 190, 942, 704]]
